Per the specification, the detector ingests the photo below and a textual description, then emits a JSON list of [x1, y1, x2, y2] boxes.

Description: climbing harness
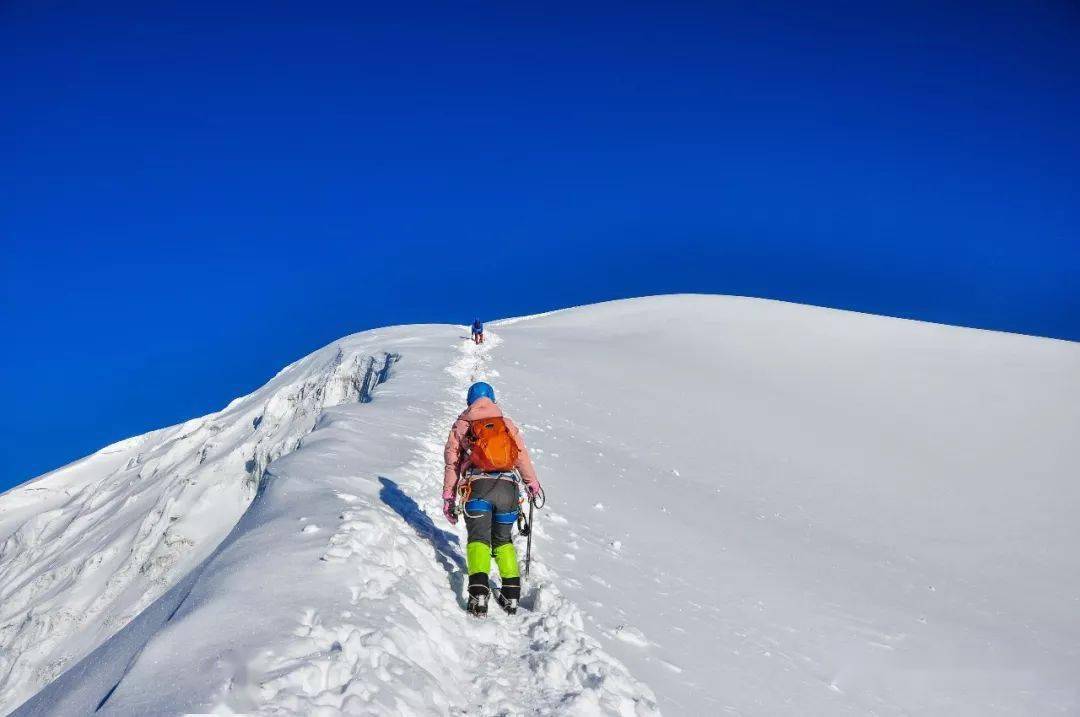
[[453, 469, 518, 518]]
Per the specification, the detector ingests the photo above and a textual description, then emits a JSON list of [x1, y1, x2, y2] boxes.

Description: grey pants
[[463, 477, 519, 550]]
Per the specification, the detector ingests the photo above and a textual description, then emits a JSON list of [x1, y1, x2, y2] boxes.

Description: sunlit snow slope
[[3, 295, 1079, 716], [0, 339, 401, 713]]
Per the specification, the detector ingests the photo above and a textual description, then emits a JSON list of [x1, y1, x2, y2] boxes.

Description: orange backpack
[[467, 417, 520, 472]]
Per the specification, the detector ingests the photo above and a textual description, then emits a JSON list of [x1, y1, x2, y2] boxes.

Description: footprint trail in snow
[[255, 333, 658, 715]]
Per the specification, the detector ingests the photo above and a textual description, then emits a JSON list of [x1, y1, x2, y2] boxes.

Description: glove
[[442, 491, 458, 525], [526, 482, 543, 500]]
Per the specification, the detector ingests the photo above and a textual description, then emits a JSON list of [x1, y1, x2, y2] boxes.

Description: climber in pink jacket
[[442, 381, 541, 616], [442, 401, 540, 499]]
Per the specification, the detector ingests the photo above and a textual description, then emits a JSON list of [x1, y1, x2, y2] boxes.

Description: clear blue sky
[[2, 0, 1078, 488]]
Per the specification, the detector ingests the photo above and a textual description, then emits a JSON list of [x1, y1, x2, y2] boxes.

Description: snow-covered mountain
[[2, 295, 1078, 715]]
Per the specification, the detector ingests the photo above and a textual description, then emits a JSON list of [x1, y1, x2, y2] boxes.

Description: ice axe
[[518, 487, 545, 579], [524, 497, 535, 578]]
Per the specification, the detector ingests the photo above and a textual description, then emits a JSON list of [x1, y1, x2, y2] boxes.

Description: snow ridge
[[238, 333, 658, 715], [6, 295, 1077, 715], [0, 343, 399, 714]]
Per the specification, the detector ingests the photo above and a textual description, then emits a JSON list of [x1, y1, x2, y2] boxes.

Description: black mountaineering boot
[[494, 590, 518, 615], [467, 592, 489, 617], [467, 573, 489, 617], [496, 576, 520, 614]]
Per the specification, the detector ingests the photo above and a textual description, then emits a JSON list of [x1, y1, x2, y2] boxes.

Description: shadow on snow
[[378, 476, 467, 609]]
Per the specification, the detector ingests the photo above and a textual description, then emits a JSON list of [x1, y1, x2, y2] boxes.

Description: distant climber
[[471, 318, 484, 344], [443, 381, 542, 616]]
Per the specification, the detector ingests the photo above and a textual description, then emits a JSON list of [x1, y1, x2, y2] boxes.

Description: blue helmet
[[467, 381, 495, 405]]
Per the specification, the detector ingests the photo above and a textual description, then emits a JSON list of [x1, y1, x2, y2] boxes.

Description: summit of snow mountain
[[2, 295, 1078, 715]]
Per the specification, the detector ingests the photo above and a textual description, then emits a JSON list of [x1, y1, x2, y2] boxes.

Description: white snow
[[2, 294, 1078, 715], [0, 338, 401, 713]]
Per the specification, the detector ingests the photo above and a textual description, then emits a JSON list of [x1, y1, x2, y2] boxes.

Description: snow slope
[[489, 296, 1080, 714], [3, 295, 1079, 715], [0, 339, 402, 712], [6, 326, 655, 716]]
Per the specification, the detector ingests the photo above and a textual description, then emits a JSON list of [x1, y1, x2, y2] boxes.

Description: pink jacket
[[442, 397, 540, 497]]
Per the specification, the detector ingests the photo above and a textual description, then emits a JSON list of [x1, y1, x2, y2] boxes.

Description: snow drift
[[1, 295, 1077, 715]]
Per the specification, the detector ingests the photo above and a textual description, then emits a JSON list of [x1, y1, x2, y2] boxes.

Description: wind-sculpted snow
[[0, 340, 400, 713]]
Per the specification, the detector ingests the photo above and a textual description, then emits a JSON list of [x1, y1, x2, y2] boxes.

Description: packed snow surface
[[2, 295, 1078, 715]]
